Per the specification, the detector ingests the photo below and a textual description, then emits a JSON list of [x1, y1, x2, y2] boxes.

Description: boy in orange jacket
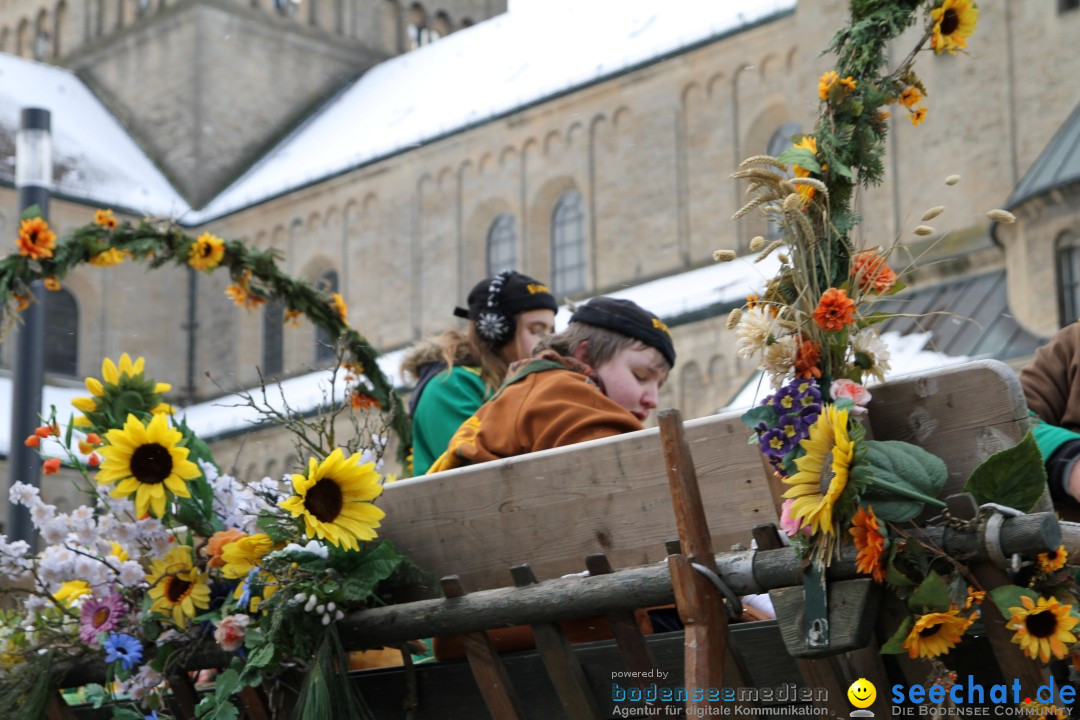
[[427, 296, 674, 473]]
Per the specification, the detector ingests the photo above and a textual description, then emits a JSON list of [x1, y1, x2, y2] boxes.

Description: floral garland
[[1, 353, 416, 719], [721, 0, 1080, 676], [2, 207, 411, 464]]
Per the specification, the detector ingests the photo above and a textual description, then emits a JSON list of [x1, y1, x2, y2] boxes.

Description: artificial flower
[[53, 580, 91, 607], [225, 270, 266, 309], [280, 448, 386, 551], [17, 217, 56, 259], [331, 292, 348, 324], [94, 209, 118, 229], [1006, 595, 1078, 664], [851, 251, 897, 293], [850, 506, 886, 582], [1038, 545, 1068, 574], [851, 328, 892, 383], [910, 107, 928, 126], [219, 533, 274, 579], [899, 87, 923, 109], [146, 546, 211, 629], [284, 308, 303, 327], [780, 498, 812, 538], [73, 354, 173, 430], [79, 594, 128, 644], [43, 458, 61, 475], [214, 614, 251, 652], [762, 334, 799, 381], [43, 277, 60, 291], [830, 378, 871, 408], [783, 405, 853, 535], [206, 528, 247, 568], [96, 413, 200, 518], [964, 588, 986, 611], [792, 136, 819, 204], [818, 71, 838, 101], [89, 248, 126, 267], [103, 632, 143, 671], [794, 338, 822, 379], [902, 609, 972, 659], [350, 390, 380, 411], [931, 0, 978, 56], [813, 288, 856, 332], [188, 233, 225, 271], [735, 306, 775, 360]]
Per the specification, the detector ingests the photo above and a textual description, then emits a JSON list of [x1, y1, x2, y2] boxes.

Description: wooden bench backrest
[[379, 360, 1030, 593]]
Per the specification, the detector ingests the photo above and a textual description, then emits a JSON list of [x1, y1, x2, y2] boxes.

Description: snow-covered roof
[[189, 0, 796, 221], [0, 54, 189, 217]]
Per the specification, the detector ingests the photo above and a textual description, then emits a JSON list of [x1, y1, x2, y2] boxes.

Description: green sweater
[[411, 366, 489, 475]]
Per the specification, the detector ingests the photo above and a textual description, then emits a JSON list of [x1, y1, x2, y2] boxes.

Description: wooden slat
[[379, 360, 1030, 594], [439, 576, 527, 720], [511, 565, 603, 720], [583, 554, 660, 683]]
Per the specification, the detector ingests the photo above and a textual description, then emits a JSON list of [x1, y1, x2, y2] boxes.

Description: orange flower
[[43, 458, 61, 475], [86, 433, 102, 445], [838, 76, 856, 92], [331, 293, 348, 324], [225, 270, 267, 310], [34, 425, 54, 438], [818, 71, 839, 101], [94, 209, 118, 229], [350, 390, 380, 411], [813, 288, 856, 332], [851, 252, 897, 293], [284, 309, 302, 327], [13, 293, 31, 312], [899, 87, 923, 109], [1038, 545, 1068, 574], [878, 111, 891, 122], [87, 453, 101, 468], [206, 529, 247, 569], [964, 588, 986, 611], [910, 107, 927, 126], [850, 506, 886, 582], [17, 217, 57, 260], [794, 339, 822, 379], [24, 434, 40, 448], [43, 277, 60, 291]]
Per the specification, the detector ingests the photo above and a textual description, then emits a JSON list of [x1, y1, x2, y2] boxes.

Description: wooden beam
[[439, 575, 527, 720], [583, 553, 660, 684]]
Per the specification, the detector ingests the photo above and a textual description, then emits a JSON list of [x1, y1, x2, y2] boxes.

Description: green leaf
[[740, 404, 778, 430], [962, 430, 1047, 512], [110, 708, 143, 720], [776, 147, 821, 173], [19, 204, 42, 221], [880, 614, 913, 654], [860, 440, 948, 521], [989, 585, 1039, 620], [214, 668, 242, 701], [83, 684, 107, 709], [908, 571, 951, 614], [247, 642, 275, 670]]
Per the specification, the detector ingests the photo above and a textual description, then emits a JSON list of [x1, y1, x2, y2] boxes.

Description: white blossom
[[850, 328, 892, 384], [9, 482, 40, 507], [735, 307, 776, 361]]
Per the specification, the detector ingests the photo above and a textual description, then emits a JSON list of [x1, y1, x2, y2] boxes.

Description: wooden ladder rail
[[658, 408, 751, 717]]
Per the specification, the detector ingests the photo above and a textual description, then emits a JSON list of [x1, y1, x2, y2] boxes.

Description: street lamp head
[[16, 107, 52, 189]]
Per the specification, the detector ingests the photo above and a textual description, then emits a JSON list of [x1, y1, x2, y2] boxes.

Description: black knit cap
[[570, 297, 676, 368], [453, 270, 558, 347]]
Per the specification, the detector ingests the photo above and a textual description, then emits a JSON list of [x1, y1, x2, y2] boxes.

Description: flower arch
[[4, 208, 411, 462]]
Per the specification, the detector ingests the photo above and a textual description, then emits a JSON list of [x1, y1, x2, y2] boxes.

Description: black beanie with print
[[569, 296, 676, 368]]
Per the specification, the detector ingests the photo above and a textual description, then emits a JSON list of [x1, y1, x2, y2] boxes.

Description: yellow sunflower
[[146, 546, 211, 628], [931, 0, 978, 56], [1038, 545, 1068, 574], [1006, 595, 1079, 664], [188, 233, 225, 271], [331, 292, 348, 324], [791, 136, 818, 204], [782, 405, 853, 535], [17, 217, 56, 259], [902, 609, 972, 659], [219, 533, 275, 579], [94, 209, 118, 229], [89, 248, 127, 267], [53, 580, 91, 607], [96, 413, 200, 518], [280, 448, 385, 551], [72, 354, 173, 430]]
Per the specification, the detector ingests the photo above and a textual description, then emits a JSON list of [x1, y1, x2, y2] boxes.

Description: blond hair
[[400, 326, 508, 393], [533, 323, 643, 368]]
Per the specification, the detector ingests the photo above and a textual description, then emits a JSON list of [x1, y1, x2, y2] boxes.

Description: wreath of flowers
[[2, 208, 410, 463]]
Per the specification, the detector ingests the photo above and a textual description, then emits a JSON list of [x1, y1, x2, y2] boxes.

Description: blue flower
[[236, 568, 258, 612], [103, 632, 143, 671]]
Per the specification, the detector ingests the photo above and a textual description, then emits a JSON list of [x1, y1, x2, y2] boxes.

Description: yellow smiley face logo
[[847, 678, 876, 709]]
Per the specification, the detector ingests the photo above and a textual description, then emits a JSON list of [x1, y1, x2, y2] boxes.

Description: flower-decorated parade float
[[3, 0, 1080, 718]]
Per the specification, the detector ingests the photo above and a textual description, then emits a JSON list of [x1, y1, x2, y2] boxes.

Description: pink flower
[[214, 614, 251, 652], [79, 593, 128, 644], [830, 379, 871, 407], [779, 499, 812, 538]]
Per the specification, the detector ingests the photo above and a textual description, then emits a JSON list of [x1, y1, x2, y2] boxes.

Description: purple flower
[[103, 632, 143, 671], [759, 427, 794, 458], [79, 594, 128, 644]]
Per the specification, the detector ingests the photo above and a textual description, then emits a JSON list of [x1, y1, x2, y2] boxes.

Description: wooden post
[[440, 575, 528, 720], [659, 409, 750, 717], [165, 671, 199, 719], [584, 553, 661, 684], [511, 564, 603, 720]]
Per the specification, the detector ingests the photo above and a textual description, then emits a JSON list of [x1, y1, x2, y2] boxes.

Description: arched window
[[765, 121, 802, 238], [1057, 232, 1080, 326], [486, 214, 516, 276], [315, 269, 339, 363], [431, 11, 451, 37], [45, 287, 78, 376], [263, 299, 284, 378], [551, 190, 586, 296], [406, 2, 435, 49], [16, 19, 29, 57], [33, 10, 49, 60]]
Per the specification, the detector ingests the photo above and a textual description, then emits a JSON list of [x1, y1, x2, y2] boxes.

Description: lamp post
[[6, 107, 52, 545]]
